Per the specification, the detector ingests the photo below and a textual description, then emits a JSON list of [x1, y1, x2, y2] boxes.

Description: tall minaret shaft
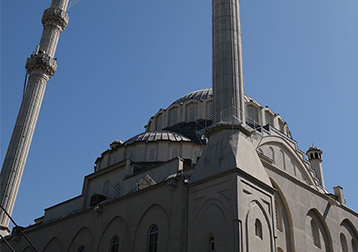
[[212, 0, 245, 123], [0, 0, 69, 235]]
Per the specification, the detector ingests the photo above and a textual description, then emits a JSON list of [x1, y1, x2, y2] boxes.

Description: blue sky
[[1, 0, 358, 228]]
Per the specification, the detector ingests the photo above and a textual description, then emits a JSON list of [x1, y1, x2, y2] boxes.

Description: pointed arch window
[[110, 236, 119, 252], [114, 183, 121, 198], [169, 108, 178, 126], [255, 219, 263, 239], [148, 147, 157, 161], [310, 219, 320, 248], [78, 246, 85, 252], [340, 233, 348, 252], [147, 225, 158, 252], [207, 102, 213, 120], [187, 104, 197, 122], [127, 148, 135, 162], [156, 114, 163, 130], [279, 150, 286, 170], [247, 106, 258, 127], [193, 148, 201, 164], [170, 147, 179, 159], [103, 180, 110, 198], [352, 239, 357, 252], [268, 147, 275, 161], [290, 160, 296, 176], [109, 153, 118, 165], [265, 111, 273, 126], [209, 237, 215, 251], [275, 201, 283, 231]]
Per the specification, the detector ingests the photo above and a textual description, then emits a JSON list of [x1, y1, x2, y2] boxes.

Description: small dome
[[307, 145, 322, 153], [124, 130, 194, 145]]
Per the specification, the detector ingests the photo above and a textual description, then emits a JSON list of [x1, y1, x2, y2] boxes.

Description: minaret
[[0, 0, 69, 235], [306, 145, 325, 188], [212, 0, 245, 123]]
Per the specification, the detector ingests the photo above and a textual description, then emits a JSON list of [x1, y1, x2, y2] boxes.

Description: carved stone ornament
[[25, 51, 57, 77], [42, 7, 69, 31]]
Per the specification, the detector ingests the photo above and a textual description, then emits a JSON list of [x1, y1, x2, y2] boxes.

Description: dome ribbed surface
[[124, 131, 193, 145], [172, 88, 261, 107]]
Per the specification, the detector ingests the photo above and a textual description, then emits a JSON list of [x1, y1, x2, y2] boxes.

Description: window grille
[[207, 103, 213, 120], [269, 147, 274, 161], [114, 184, 121, 198], [265, 112, 273, 125], [340, 234, 348, 252], [275, 202, 283, 231], [156, 114, 163, 130], [247, 106, 257, 125], [127, 148, 135, 161], [170, 109, 178, 126], [110, 236, 119, 252], [290, 160, 296, 176], [311, 220, 320, 247], [279, 120, 285, 133], [103, 180, 110, 198], [148, 147, 156, 161], [109, 153, 117, 165], [187, 105, 196, 122], [147, 225, 158, 252], [193, 148, 201, 164], [171, 147, 179, 159], [279, 150, 286, 170]]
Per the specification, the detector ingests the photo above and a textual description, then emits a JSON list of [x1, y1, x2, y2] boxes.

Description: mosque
[[1, 0, 357, 251]]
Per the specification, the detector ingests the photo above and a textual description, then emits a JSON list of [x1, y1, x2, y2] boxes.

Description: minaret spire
[[212, 0, 245, 123], [0, 0, 69, 235]]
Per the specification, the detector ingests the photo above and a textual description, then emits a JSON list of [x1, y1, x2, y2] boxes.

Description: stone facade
[[1, 0, 357, 252]]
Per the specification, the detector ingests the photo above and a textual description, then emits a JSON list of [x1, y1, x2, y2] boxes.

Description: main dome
[[145, 88, 290, 137]]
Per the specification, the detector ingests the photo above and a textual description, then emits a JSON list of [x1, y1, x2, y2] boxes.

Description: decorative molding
[[42, 7, 69, 30], [26, 52, 57, 77]]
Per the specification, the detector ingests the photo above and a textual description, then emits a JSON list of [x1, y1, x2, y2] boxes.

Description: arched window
[[315, 153, 319, 159], [156, 114, 163, 130], [247, 106, 258, 127], [209, 237, 215, 251], [114, 183, 121, 198], [187, 104, 197, 122], [268, 147, 275, 161], [170, 147, 179, 159], [255, 219, 263, 239], [352, 239, 357, 252], [207, 102, 213, 120], [109, 153, 118, 165], [279, 150, 286, 170], [78, 246, 85, 252], [169, 108, 178, 126], [310, 219, 320, 248], [278, 119, 285, 133], [290, 160, 296, 176], [275, 201, 283, 231], [110, 236, 119, 252], [148, 147, 157, 161], [310, 153, 314, 159], [265, 111, 273, 126], [340, 233, 348, 252], [193, 148, 201, 164], [103, 180, 110, 198], [127, 148, 135, 161], [147, 225, 158, 252]]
